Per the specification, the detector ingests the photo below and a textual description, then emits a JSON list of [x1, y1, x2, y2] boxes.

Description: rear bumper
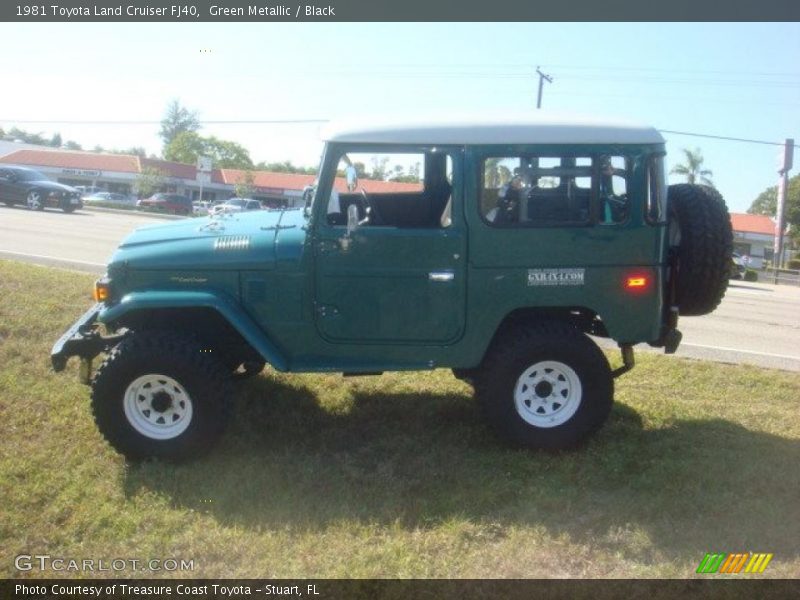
[[50, 303, 121, 372]]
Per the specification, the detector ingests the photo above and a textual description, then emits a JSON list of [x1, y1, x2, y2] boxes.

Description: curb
[[80, 205, 187, 221]]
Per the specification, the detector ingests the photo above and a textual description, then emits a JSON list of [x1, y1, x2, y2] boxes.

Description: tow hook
[[611, 344, 635, 378]]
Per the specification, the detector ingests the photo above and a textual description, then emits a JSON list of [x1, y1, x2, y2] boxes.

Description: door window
[[325, 151, 452, 229]]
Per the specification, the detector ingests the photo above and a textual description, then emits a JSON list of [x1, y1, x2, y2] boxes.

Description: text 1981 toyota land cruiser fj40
[[51, 116, 733, 460]]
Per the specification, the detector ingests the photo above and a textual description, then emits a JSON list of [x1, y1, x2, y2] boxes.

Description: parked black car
[[0, 166, 83, 213]]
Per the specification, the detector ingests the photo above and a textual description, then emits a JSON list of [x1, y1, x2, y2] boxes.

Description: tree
[[49, 133, 62, 148], [159, 100, 200, 149], [64, 141, 83, 150], [748, 174, 800, 246], [164, 131, 253, 170], [234, 170, 256, 198], [670, 148, 714, 186], [120, 146, 147, 158], [255, 160, 317, 175], [390, 163, 421, 183], [133, 166, 167, 199], [163, 131, 206, 164], [204, 136, 253, 169], [369, 156, 390, 180], [8, 127, 46, 145]]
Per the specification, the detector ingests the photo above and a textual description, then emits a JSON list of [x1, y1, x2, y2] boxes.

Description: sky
[[0, 22, 798, 213]]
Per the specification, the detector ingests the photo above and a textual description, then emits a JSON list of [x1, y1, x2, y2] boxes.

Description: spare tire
[[668, 184, 733, 316]]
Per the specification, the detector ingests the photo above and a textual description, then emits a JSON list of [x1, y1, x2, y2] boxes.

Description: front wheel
[[91, 331, 234, 461], [26, 190, 45, 211], [475, 321, 613, 450]]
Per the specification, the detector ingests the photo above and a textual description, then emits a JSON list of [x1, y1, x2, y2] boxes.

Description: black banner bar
[[2, 0, 800, 22], [3, 579, 800, 600]]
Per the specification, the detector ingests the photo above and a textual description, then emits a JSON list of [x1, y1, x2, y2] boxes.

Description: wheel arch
[[99, 290, 289, 371], [467, 306, 606, 371]]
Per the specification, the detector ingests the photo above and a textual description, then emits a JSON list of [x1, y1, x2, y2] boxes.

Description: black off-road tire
[[474, 321, 613, 450], [91, 330, 234, 461], [668, 184, 733, 316]]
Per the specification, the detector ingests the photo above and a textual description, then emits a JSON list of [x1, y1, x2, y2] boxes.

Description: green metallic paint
[[83, 139, 668, 374], [99, 290, 290, 371]]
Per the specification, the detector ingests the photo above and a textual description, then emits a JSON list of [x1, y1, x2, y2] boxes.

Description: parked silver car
[[209, 198, 263, 216]]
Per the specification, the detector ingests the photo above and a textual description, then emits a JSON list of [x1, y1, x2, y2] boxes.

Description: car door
[[313, 147, 466, 344], [0, 168, 12, 203]]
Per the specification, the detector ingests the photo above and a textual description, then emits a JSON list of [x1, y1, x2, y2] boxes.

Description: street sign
[[197, 156, 212, 173], [196, 172, 211, 184]]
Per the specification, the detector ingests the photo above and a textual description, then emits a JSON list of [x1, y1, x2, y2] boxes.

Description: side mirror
[[346, 203, 359, 236]]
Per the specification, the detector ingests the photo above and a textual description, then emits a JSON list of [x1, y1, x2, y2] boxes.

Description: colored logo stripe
[[745, 553, 773, 573], [697, 553, 726, 573], [697, 552, 773, 574]]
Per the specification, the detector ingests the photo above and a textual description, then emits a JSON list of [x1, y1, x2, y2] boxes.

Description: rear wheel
[[91, 331, 233, 461], [475, 321, 613, 450], [668, 184, 733, 316]]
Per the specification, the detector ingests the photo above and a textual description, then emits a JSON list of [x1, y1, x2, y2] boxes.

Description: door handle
[[429, 271, 455, 282]]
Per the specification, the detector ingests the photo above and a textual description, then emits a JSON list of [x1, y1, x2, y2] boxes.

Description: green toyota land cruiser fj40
[[51, 116, 733, 460]]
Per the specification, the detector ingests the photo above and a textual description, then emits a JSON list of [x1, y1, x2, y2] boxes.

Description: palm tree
[[671, 148, 714, 186]]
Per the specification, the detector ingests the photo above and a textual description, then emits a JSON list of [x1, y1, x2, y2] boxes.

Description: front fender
[[99, 290, 289, 371]]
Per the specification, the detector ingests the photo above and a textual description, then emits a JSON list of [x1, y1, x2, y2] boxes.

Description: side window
[[325, 151, 452, 229], [597, 155, 630, 225], [481, 155, 592, 226]]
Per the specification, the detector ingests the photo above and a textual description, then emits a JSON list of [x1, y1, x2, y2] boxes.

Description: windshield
[[226, 198, 246, 207], [16, 169, 48, 182]]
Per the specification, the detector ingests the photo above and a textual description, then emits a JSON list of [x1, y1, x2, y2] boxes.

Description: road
[[2, 204, 799, 371], [656, 282, 800, 372], [0, 204, 174, 272]]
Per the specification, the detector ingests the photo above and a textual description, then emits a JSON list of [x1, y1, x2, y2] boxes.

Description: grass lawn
[[1, 259, 798, 579]]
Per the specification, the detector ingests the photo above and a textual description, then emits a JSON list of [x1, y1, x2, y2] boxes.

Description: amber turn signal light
[[626, 276, 648, 288], [93, 280, 110, 302]]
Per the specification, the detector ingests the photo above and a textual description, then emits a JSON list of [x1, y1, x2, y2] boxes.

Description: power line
[[659, 129, 800, 149], [542, 64, 800, 79], [3, 119, 797, 150]]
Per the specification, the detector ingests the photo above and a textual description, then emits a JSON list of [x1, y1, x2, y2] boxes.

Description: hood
[[108, 208, 308, 271]]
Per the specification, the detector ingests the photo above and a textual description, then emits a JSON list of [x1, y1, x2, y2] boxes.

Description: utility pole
[[773, 138, 794, 281], [536, 66, 553, 109]]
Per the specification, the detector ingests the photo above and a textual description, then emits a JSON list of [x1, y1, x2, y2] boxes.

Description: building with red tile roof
[[0, 148, 421, 206], [728, 212, 790, 268]]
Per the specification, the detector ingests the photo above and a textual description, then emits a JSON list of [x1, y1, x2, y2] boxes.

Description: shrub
[[743, 269, 759, 282], [787, 258, 800, 270]]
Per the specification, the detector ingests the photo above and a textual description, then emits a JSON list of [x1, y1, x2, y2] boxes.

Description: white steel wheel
[[123, 374, 193, 440], [513, 360, 582, 428], [26, 190, 44, 210]]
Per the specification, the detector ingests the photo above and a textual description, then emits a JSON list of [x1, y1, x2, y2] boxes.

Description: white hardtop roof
[[321, 113, 665, 146]]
